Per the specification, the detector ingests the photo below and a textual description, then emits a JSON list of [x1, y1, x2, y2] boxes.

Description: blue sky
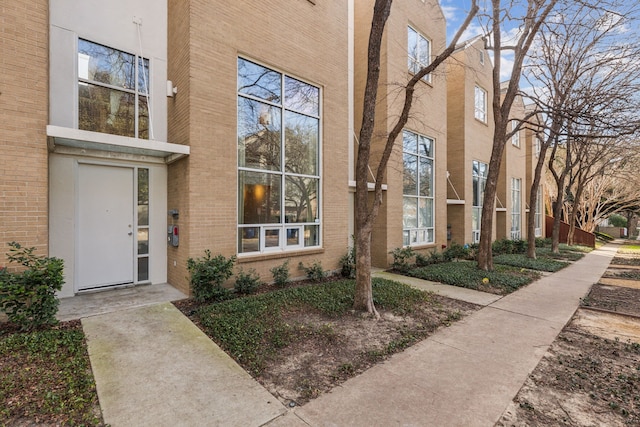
[[439, 0, 525, 80]]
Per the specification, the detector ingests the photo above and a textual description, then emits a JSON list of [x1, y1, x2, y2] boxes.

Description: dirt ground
[[257, 296, 479, 405], [497, 246, 640, 427]]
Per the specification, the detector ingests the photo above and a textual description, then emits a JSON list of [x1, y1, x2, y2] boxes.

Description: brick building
[[0, 0, 543, 300]]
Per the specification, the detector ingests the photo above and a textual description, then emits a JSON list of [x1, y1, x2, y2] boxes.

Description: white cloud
[[440, 5, 458, 21]]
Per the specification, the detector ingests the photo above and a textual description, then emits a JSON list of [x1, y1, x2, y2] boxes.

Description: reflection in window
[[472, 160, 488, 243], [474, 85, 487, 123], [511, 178, 521, 240], [78, 39, 149, 139], [403, 130, 434, 246], [137, 168, 149, 281], [408, 26, 431, 82], [237, 58, 321, 254]]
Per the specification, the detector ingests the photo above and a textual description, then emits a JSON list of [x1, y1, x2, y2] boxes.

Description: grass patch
[[0, 322, 102, 425], [619, 243, 640, 254], [536, 247, 585, 262], [408, 260, 539, 294], [494, 254, 570, 272], [194, 278, 432, 375]]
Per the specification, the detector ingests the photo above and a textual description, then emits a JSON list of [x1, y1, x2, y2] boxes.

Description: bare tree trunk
[[526, 147, 548, 259], [352, 0, 478, 313], [566, 182, 584, 246]]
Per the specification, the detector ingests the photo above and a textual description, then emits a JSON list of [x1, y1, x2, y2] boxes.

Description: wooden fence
[[545, 215, 596, 248]]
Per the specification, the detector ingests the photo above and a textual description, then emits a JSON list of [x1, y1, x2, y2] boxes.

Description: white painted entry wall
[[50, 155, 168, 298]]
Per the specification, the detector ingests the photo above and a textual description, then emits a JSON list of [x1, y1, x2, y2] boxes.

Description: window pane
[[137, 257, 149, 282], [79, 83, 136, 137], [408, 27, 418, 72], [419, 136, 432, 157], [419, 157, 432, 197], [285, 111, 318, 176], [304, 225, 319, 247], [403, 197, 418, 228], [237, 58, 281, 103], [137, 229, 149, 255], [265, 229, 280, 248], [138, 57, 150, 93], [286, 228, 301, 246], [472, 174, 479, 207], [78, 39, 135, 89], [138, 168, 149, 226], [418, 198, 433, 228], [403, 230, 410, 247], [403, 130, 417, 153], [285, 176, 318, 223], [403, 153, 417, 196], [238, 171, 281, 224], [472, 207, 481, 230], [138, 95, 149, 139], [418, 36, 429, 65], [238, 97, 282, 170], [284, 76, 319, 116], [239, 227, 260, 253]]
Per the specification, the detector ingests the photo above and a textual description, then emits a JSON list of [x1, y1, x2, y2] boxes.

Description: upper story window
[[78, 39, 150, 139], [408, 26, 431, 83], [479, 50, 485, 65], [237, 58, 321, 254], [474, 85, 487, 123], [402, 130, 435, 246], [511, 120, 520, 147], [535, 136, 542, 157]]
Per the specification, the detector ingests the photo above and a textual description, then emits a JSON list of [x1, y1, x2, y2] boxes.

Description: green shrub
[[299, 260, 327, 282], [234, 268, 261, 295], [492, 238, 527, 255], [339, 245, 356, 278], [389, 247, 415, 272], [535, 237, 551, 247], [187, 250, 235, 302], [270, 260, 290, 288], [608, 214, 627, 228], [415, 252, 431, 267], [0, 242, 65, 330], [443, 243, 471, 261]]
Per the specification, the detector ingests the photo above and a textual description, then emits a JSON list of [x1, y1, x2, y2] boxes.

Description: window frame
[[402, 130, 435, 247], [407, 26, 432, 83], [511, 178, 521, 240], [474, 85, 487, 123], [77, 39, 150, 139], [534, 185, 543, 237], [511, 120, 520, 147], [472, 160, 488, 243], [236, 57, 322, 255]]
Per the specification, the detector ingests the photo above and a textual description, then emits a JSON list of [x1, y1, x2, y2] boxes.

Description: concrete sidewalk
[[80, 243, 617, 426], [82, 303, 286, 426], [269, 243, 619, 426]]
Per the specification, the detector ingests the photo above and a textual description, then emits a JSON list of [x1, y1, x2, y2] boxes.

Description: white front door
[[77, 164, 135, 291]]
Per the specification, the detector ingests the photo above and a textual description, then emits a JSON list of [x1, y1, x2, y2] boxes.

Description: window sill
[[237, 247, 325, 263]]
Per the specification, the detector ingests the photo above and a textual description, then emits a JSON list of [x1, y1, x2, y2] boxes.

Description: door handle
[[128, 232, 133, 236]]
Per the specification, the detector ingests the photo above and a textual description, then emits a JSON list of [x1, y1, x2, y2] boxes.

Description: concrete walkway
[[268, 242, 619, 426], [82, 303, 286, 426], [79, 243, 618, 426]]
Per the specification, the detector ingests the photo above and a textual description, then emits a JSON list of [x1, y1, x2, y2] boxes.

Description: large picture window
[[511, 178, 522, 240], [472, 160, 488, 243], [78, 39, 149, 139], [403, 130, 434, 246], [408, 26, 431, 82], [237, 58, 320, 254]]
